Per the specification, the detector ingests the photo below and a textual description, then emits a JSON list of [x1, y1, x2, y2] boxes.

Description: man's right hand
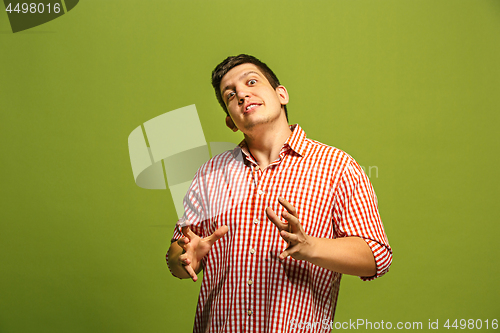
[[173, 225, 228, 282]]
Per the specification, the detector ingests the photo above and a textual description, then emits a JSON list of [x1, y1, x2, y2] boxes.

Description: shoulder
[[304, 137, 356, 168], [194, 146, 245, 180]]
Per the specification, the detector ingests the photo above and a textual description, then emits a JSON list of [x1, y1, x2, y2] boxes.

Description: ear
[[225, 116, 239, 132], [275, 85, 289, 106]]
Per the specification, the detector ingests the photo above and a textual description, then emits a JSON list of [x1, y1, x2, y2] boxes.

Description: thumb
[[205, 225, 229, 245]]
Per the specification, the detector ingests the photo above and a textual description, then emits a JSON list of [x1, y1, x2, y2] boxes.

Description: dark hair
[[211, 54, 288, 120]]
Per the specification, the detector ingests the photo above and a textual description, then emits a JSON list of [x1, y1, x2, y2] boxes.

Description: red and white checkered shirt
[[167, 124, 392, 333]]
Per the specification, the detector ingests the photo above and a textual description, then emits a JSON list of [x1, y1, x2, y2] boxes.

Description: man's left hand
[[266, 197, 315, 261]]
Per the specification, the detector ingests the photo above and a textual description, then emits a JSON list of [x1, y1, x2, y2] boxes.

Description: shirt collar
[[235, 124, 308, 164], [284, 124, 307, 157]]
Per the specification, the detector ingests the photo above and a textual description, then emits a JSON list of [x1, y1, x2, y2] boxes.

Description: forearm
[[167, 241, 192, 279], [305, 236, 377, 277]]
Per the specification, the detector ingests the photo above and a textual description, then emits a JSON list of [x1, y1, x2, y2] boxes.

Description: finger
[[182, 226, 196, 239], [280, 230, 300, 243], [183, 263, 198, 282], [280, 242, 301, 260], [178, 253, 188, 263], [278, 197, 298, 217], [266, 207, 288, 231], [279, 249, 290, 260], [205, 225, 229, 245], [180, 257, 191, 266], [177, 236, 190, 248], [282, 211, 306, 237], [281, 210, 301, 228]]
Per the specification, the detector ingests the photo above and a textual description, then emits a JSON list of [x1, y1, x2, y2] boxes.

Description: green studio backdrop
[[1, 1, 499, 332]]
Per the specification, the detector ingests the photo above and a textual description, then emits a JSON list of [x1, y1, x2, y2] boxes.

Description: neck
[[243, 119, 292, 169]]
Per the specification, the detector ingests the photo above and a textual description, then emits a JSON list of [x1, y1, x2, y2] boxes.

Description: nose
[[236, 86, 250, 104]]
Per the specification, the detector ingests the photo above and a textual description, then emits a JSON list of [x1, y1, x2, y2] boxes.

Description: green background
[[1, 0, 499, 332]]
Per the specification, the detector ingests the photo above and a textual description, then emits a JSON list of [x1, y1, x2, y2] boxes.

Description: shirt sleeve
[[332, 158, 392, 281], [165, 170, 208, 274]]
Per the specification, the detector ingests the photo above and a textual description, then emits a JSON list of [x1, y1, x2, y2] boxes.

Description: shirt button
[[248, 279, 253, 286], [250, 248, 255, 254], [257, 190, 265, 195], [248, 310, 253, 316], [253, 219, 259, 225]]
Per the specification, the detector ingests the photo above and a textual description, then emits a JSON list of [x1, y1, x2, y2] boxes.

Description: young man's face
[[219, 63, 289, 133]]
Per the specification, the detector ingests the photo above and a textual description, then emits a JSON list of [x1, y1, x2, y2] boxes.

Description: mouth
[[244, 103, 261, 113]]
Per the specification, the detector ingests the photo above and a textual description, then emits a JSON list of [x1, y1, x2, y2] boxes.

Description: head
[[211, 54, 288, 121]]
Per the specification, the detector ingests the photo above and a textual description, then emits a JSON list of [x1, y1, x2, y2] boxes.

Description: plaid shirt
[[167, 124, 392, 333]]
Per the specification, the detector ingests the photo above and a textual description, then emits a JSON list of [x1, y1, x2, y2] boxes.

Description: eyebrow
[[221, 71, 261, 95]]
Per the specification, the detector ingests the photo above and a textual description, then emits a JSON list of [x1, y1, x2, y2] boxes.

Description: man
[[167, 54, 392, 333]]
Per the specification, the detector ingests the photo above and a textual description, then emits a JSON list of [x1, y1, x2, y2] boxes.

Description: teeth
[[246, 104, 257, 110]]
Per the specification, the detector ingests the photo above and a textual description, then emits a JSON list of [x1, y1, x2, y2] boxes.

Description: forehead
[[220, 63, 266, 91]]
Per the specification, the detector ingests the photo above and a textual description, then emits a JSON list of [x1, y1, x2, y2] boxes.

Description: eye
[[248, 79, 257, 85], [226, 91, 235, 101]]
